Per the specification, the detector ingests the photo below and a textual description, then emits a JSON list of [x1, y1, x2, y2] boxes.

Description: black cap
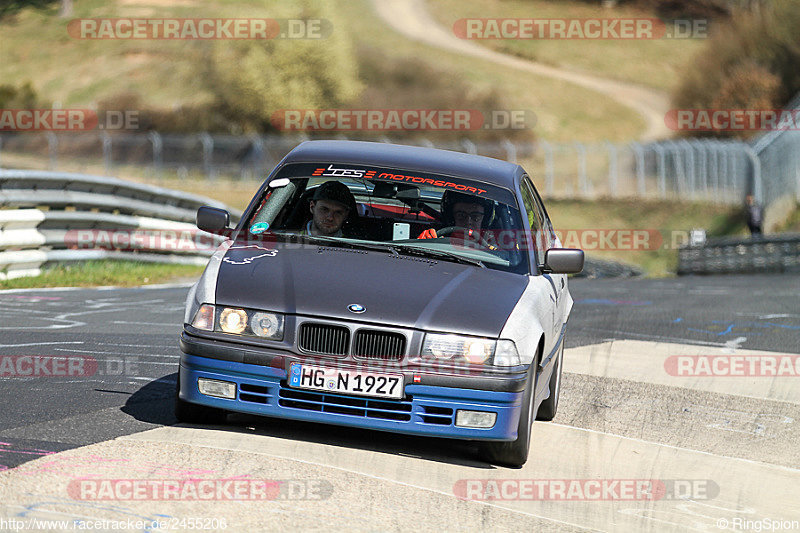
[[312, 181, 356, 211]]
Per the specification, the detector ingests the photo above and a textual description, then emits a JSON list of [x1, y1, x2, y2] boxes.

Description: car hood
[[215, 242, 528, 337]]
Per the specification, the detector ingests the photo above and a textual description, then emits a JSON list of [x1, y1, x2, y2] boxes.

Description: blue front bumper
[[179, 353, 523, 441]]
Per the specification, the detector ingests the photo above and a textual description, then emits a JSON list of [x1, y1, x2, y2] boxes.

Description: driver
[[304, 180, 357, 237], [418, 190, 493, 240]]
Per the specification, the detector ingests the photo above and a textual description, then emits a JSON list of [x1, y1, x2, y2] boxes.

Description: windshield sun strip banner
[[272, 163, 517, 206]]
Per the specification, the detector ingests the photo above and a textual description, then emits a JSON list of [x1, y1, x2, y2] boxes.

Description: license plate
[[288, 363, 404, 399]]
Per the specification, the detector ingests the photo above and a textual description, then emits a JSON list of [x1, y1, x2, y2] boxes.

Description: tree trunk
[[60, 0, 73, 18]]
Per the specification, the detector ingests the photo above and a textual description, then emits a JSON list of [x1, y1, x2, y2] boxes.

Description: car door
[[520, 176, 562, 321], [529, 180, 568, 328], [518, 177, 559, 396]]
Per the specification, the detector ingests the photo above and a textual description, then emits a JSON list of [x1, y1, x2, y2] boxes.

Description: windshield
[[241, 163, 529, 274]]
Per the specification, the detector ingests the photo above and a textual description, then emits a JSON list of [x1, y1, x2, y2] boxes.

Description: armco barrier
[[0, 170, 242, 279], [574, 256, 643, 279], [678, 234, 800, 275]]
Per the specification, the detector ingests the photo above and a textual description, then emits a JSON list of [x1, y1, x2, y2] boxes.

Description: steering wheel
[[434, 226, 496, 250]]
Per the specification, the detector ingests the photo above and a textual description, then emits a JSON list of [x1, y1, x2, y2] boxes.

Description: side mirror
[[542, 248, 584, 274], [196, 206, 230, 235]]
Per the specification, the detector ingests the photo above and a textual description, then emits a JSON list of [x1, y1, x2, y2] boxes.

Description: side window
[[530, 182, 555, 251], [519, 178, 546, 266]]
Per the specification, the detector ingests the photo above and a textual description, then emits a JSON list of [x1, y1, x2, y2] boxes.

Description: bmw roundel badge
[[348, 303, 366, 314]]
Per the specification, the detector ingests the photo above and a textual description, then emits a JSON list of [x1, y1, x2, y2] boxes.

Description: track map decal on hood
[[222, 245, 279, 265]]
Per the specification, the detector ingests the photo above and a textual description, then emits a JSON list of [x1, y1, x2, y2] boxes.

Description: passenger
[[304, 181, 357, 237], [418, 190, 493, 239]]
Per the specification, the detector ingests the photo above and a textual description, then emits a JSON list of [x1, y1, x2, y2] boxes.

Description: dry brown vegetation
[[672, 0, 800, 138]]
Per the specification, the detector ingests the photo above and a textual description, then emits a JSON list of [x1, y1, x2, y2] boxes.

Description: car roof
[[280, 140, 523, 190]]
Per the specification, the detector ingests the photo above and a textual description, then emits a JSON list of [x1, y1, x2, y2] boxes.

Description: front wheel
[[478, 362, 537, 468], [536, 334, 565, 421]]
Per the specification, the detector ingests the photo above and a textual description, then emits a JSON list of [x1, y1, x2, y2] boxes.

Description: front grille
[[298, 323, 349, 356], [419, 405, 454, 425], [353, 330, 406, 361], [279, 387, 413, 421], [238, 383, 273, 405]]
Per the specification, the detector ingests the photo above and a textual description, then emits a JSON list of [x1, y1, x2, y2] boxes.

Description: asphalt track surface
[[0, 273, 798, 531]]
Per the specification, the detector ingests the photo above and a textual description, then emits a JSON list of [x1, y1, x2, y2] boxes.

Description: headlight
[[208, 306, 285, 340], [251, 312, 284, 339], [219, 308, 248, 334], [191, 304, 215, 331], [420, 335, 520, 366], [421, 334, 494, 365]]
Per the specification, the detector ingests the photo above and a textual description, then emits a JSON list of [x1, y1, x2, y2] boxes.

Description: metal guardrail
[[0, 169, 237, 221], [573, 256, 643, 279], [0, 170, 241, 280], [678, 234, 800, 275]]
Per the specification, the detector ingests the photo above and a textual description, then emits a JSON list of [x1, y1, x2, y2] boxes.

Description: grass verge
[[426, 0, 705, 93], [546, 198, 745, 276], [0, 260, 204, 290], [776, 204, 800, 233], [1, 0, 645, 141], [337, 0, 644, 141]]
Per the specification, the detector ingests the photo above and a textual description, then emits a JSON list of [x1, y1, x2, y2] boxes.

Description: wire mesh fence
[[751, 92, 800, 208], [1, 109, 798, 210]]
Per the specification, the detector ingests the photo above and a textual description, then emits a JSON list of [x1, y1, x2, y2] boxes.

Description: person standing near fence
[[745, 195, 763, 236]]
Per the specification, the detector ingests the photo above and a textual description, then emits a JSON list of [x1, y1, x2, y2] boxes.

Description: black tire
[[478, 361, 537, 468], [174, 373, 228, 425], [536, 334, 564, 421]]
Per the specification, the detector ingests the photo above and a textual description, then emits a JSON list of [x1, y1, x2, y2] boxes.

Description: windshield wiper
[[270, 233, 482, 266], [390, 244, 486, 268], [290, 234, 400, 256]]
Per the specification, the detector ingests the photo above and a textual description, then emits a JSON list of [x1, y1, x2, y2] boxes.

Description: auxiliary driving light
[[219, 308, 248, 334], [455, 410, 497, 428], [197, 378, 236, 399]]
